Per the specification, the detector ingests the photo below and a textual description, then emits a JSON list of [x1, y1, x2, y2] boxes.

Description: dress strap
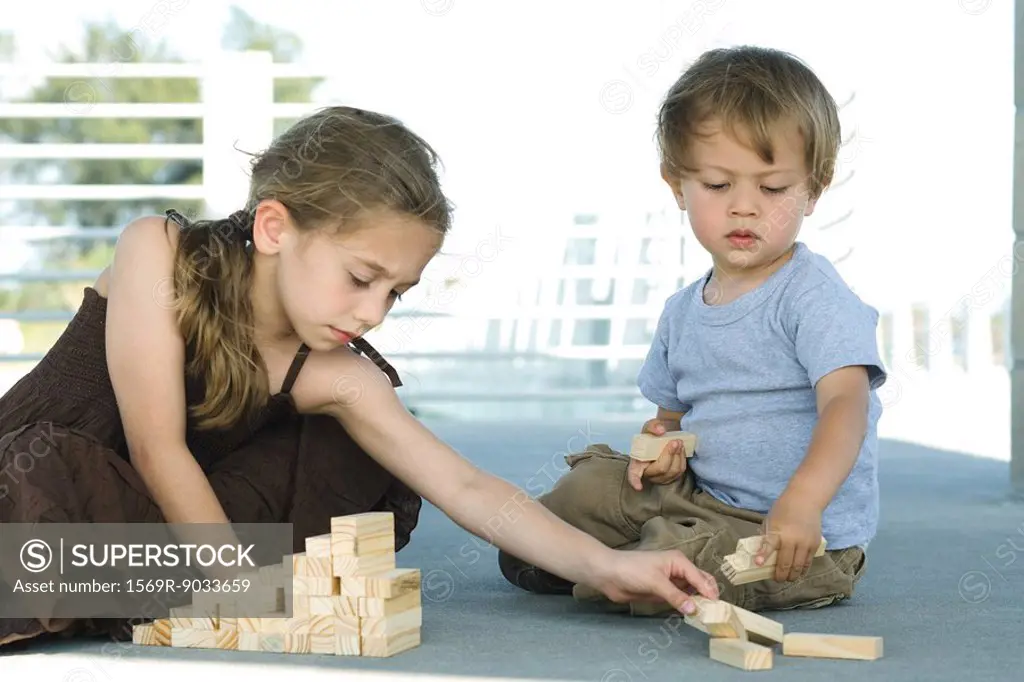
[[280, 343, 311, 394], [349, 337, 403, 388], [165, 208, 189, 228]]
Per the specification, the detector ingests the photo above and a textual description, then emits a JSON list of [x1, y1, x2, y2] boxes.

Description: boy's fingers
[[794, 545, 813, 579], [775, 543, 796, 582], [755, 533, 779, 566], [627, 460, 647, 491]]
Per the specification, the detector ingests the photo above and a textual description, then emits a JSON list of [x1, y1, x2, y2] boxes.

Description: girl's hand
[[589, 547, 720, 615]]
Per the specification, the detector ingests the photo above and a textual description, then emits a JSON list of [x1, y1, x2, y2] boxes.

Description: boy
[[498, 45, 887, 614]]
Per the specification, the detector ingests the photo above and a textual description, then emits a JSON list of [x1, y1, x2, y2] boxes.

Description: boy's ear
[[660, 162, 686, 211], [803, 193, 819, 218], [252, 199, 293, 254]]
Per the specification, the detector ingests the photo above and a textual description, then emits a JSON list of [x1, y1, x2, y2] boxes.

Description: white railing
[[0, 52, 1016, 465]]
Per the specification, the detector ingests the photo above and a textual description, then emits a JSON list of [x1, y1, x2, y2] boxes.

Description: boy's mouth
[[726, 230, 759, 248]]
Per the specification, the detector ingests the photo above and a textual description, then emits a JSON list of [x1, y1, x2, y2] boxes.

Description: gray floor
[[2, 418, 1022, 681]]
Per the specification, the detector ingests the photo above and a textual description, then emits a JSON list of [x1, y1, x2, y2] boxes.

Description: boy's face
[[664, 118, 819, 278]]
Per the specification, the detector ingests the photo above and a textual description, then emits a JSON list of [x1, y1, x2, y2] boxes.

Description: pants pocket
[[538, 444, 637, 548], [747, 547, 865, 612]]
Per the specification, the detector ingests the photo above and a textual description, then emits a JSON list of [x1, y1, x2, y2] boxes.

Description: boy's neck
[[703, 244, 798, 306]]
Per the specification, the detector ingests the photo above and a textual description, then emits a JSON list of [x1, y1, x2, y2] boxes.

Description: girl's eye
[[350, 274, 371, 288], [703, 183, 728, 191], [763, 186, 789, 194]]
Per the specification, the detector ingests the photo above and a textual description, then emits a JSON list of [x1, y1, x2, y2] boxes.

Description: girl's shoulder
[[286, 341, 403, 418]]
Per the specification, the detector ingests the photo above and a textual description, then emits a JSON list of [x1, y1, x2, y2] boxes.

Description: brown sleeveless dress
[[0, 285, 421, 646]]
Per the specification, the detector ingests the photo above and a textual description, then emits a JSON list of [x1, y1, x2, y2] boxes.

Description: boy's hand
[[626, 418, 687, 491], [755, 495, 823, 582]]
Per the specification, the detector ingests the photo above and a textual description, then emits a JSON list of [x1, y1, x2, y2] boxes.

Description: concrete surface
[[1, 419, 1022, 681]]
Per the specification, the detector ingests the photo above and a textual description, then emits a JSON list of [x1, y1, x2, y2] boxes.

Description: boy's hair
[[656, 45, 841, 199], [172, 106, 452, 430]]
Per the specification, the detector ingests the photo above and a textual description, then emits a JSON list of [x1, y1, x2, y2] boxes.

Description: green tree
[[0, 8, 322, 354]]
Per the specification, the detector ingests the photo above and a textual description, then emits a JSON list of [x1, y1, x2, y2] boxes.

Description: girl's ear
[[252, 200, 293, 254]]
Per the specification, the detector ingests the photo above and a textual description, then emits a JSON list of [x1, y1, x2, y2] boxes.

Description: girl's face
[[261, 204, 442, 352]]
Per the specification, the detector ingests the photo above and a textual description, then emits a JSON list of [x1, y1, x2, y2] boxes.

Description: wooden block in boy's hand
[[629, 431, 697, 461]]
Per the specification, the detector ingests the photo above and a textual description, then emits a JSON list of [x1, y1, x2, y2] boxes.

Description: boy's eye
[[703, 183, 728, 191], [762, 186, 789, 194]]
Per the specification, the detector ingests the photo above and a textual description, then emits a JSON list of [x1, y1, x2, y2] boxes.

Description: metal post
[[1012, 1, 1024, 494]]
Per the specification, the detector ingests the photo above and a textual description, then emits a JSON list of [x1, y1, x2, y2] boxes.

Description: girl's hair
[[171, 106, 453, 430]]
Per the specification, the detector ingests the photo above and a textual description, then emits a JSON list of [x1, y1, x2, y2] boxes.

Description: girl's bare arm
[[105, 216, 232, 527]]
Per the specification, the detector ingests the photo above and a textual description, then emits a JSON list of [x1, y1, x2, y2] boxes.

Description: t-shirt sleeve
[[788, 281, 888, 390], [636, 305, 688, 412]]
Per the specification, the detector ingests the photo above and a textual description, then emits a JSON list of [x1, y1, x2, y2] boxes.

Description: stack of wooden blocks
[[680, 534, 884, 671], [131, 511, 422, 657]]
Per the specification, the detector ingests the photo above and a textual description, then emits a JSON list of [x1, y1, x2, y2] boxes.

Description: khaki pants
[[538, 444, 867, 615]]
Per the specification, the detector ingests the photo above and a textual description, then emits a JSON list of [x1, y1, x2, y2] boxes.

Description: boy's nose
[[728, 185, 760, 217]]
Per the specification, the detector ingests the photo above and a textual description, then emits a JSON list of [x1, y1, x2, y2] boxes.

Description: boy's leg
[[498, 444, 663, 594], [570, 480, 867, 615], [689, 488, 868, 612], [570, 473, 758, 613]]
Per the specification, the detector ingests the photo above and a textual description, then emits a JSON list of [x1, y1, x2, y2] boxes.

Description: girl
[[0, 106, 718, 647]]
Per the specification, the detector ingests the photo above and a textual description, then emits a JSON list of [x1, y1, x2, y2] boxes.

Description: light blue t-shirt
[[637, 242, 887, 549]]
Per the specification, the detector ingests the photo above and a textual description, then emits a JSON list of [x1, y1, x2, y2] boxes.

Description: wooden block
[[132, 624, 160, 646], [709, 638, 773, 671], [259, 562, 291, 587], [237, 617, 260, 633], [152, 618, 171, 646], [171, 627, 238, 650], [736, 536, 765, 554], [309, 595, 361, 617], [333, 551, 396, 578], [690, 596, 783, 645], [360, 607, 422, 638], [238, 631, 260, 651], [278, 615, 338, 636], [292, 553, 332, 578], [698, 601, 747, 639], [332, 614, 361, 638], [310, 633, 336, 655], [255, 633, 311, 653], [256, 612, 292, 633], [361, 628, 421, 658], [783, 633, 883, 661], [332, 532, 395, 556], [293, 575, 339, 596], [168, 605, 193, 629], [722, 537, 827, 585], [341, 568, 420, 598], [180, 605, 216, 631], [629, 431, 697, 461], [334, 633, 362, 656], [305, 534, 333, 558], [359, 589, 421, 617], [291, 595, 311, 617], [331, 511, 394, 537], [241, 585, 284, 613]]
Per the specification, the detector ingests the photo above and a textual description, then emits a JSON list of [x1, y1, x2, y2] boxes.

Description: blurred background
[[0, 0, 1014, 461]]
